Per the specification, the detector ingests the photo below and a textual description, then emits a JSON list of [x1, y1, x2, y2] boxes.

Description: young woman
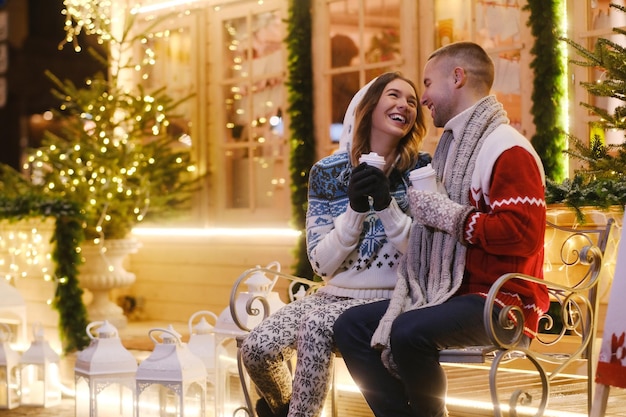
[[240, 72, 431, 417]]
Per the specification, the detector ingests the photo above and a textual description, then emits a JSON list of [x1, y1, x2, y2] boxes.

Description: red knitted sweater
[[460, 146, 549, 338]]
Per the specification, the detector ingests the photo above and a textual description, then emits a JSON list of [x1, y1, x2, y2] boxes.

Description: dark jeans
[[333, 294, 523, 417]]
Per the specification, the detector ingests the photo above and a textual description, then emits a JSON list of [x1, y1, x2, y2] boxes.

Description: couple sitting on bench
[[239, 41, 550, 417]]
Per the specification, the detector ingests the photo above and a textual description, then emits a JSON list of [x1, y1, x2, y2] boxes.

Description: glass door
[[209, 0, 290, 226]]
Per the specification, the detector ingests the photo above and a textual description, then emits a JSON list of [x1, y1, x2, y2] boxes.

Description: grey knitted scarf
[[370, 96, 509, 352]]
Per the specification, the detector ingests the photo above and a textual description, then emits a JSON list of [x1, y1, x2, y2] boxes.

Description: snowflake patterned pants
[[240, 292, 383, 417]]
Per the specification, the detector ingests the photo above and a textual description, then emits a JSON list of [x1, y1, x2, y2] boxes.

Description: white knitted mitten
[[409, 189, 475, 242]]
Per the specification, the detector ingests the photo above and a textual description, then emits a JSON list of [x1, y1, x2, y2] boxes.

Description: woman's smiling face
[[370, 78, 418, 142]]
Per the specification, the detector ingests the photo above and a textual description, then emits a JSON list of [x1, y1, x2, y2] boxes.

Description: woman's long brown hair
[[350, 72, 427, 172]]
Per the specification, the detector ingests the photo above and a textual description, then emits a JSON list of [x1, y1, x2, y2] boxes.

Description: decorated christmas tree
[[24, 2, 198, 241]]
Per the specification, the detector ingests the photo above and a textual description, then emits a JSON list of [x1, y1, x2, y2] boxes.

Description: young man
[[333, 41, 550, 417]]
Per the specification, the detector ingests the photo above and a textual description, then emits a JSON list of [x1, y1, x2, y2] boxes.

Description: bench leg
[[236, 337, 255, 417], [331, 362, 338, 417]]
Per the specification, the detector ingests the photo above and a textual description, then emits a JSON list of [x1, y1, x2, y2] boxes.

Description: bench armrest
[[228, 266, 323, 333]]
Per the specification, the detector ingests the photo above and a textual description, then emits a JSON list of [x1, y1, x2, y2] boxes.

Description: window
[[131, 7, 208, 227], [313, 0, 420, 158], [433, 0, 529, 134]]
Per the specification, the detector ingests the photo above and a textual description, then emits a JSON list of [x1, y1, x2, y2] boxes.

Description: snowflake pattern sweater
[[306, 151, 431, 299]]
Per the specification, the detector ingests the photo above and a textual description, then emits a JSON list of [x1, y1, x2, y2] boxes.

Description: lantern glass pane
[[0, 367, 7, 407], [21, 364, 45, 405], [215, 336, 246, 417], [96, 382, 134, 417], [75, 377, 90, 417], [45, 363, 62, 405], [160, 385, 180, 417], [183, 382, 204, 417], [2, 365, 20, 409], [20, 363, 61, 407], [138, 384, 181, 417]]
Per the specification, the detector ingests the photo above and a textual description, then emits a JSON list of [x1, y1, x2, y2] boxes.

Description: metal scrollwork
[[481, 219, 614, 417]]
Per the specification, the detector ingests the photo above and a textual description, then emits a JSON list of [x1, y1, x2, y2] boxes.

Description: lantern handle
[[148, 327, 182, 345], [264, 261, 281, 293], [188, 310, 218, 334], [85, 321, 119, 340], [31, 322, 44, 339], [86, 321, 103, 340]]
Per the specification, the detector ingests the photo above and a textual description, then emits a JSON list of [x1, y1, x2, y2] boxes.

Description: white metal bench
[[227, 218, 616, 417]]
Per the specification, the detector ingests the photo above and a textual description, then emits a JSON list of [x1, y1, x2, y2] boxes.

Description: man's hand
[[409, 189, 475, 241]]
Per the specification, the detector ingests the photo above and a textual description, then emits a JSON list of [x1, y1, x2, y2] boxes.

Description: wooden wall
[[120, 231, 300, 324], [5, 210, 622, 358], [2, 221, 299, 354]]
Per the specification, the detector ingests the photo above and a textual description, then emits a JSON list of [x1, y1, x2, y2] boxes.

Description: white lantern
[[0, 279, 28, 350], [75, 320, 138, 417], [0, 323, 20, 409], [187, 310, 220, 417], [214, 262, 287, 417], [187, 311, 218, 376], [19, 324, 61, 407], [136, 325, 206, 417]]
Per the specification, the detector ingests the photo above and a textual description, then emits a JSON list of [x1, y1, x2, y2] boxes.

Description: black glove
[[348, 163, 371, 212], [348, 163, 392, 212], [368, 166, 392, 210]]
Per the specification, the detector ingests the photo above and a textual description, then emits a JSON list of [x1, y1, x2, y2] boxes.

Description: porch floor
[[333, 362, 626, 417], [4, 321, 626, 417], [6, 367, 626, 417]]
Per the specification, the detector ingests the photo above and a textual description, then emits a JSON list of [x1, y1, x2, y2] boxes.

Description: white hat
[[338, 76, 378, 153]]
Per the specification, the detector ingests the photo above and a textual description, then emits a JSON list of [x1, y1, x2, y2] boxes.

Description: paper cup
[[409, 164, 437, 192], [359, 152, 386, 170]]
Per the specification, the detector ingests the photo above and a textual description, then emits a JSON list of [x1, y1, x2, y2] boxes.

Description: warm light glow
[[131, 0, 203, 15], [132, 227, 301, 238], [559, 0, 570, 175], [444, 396, 586, 417]]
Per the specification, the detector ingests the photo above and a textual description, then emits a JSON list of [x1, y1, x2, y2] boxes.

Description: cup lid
[[410, 164, 435, 179]]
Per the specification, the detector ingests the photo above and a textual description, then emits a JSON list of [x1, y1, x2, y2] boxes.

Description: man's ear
[[453, 67, 466, 87]]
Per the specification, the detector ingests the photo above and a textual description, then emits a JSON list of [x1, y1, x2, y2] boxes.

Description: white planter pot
[[78, 238, 142, 329]]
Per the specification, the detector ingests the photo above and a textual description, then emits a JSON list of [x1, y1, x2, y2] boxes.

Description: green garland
[[286, 0, 315, 279], [0, 194, 89, 353], [525, 0, 567, 182]]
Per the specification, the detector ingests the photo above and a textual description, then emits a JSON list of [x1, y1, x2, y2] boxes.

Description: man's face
[[421, 58, 456, 128]]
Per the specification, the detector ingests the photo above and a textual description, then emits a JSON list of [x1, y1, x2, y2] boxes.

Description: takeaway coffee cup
[[359, 152, 386, 170], [409, 164, 437, 192]]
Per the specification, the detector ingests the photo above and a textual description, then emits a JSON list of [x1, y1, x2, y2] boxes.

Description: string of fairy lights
[[59, 0, 284, 211], [0, 220, 54, 293], [60, 0, 113, 52]]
